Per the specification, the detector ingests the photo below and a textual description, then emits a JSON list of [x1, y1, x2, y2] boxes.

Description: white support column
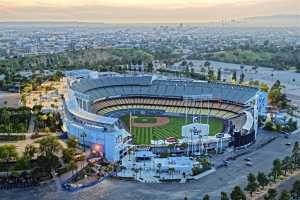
[[84, 100, 87, 111], [254, 95, 259, 139], [220, 138, 223, 153], [80, 99, 83, 109]]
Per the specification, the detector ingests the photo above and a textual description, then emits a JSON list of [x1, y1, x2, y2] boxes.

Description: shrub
[[0, 134, 26, 141]]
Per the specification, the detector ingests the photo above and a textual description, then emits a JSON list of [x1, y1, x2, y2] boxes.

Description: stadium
[[63, 75, 260, 162]]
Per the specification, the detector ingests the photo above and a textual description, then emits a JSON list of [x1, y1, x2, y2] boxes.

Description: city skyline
[[0, 0, 299, 23]]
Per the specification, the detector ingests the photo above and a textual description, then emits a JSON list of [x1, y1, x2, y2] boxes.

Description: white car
[[244, 158, 251, 161]]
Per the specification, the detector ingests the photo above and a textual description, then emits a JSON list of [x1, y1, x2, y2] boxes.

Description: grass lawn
[[121, 115, 224, 145]]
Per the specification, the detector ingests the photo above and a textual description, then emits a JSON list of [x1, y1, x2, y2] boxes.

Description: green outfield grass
[[121, 115, 224, 145]]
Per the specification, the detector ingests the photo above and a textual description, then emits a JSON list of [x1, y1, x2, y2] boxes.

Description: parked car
[[244, 158, 251, 162]]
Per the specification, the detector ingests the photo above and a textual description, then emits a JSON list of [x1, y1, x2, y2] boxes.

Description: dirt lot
[[0, 91, 21, 108]]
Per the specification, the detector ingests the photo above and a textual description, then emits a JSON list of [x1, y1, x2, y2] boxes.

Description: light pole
[[185, 102, 188, 124], [80, 131, 87, 152], [198, 135, 202, 154], [190, 128, 193, 156], [129, 111, 132, 134], [207, 98, 210, 125]]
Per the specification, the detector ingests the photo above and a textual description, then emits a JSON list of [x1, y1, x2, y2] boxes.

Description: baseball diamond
[[121, 115, 224, 144]]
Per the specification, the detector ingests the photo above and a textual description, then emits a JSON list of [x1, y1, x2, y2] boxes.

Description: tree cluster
[[0, 107, 31, 133], [186, 142, 300, 200], [268, 80, 289, 109]]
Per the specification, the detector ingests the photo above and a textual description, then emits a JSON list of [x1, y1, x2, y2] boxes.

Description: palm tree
[[269, 159, 282, 181], [279, 190, 290, 200], [230, 186, 246, 200], [264, 188, 277, 200], [139, 167, 142, 177], [68, 160, 78, 175], [282, 156, 293, 175], [37, 136, 61, 172], [184, 193, 188, 200], [38, 136, 61, 157], [245, 173, 258, 197], [291, 180, 300, 199], [157, 163, 162, 177], [257, 172, 269, 189], [2, 109, 11, 132], [132, 168, 139, 180], [67, 136, 78, 149], [120, 166, 127, 176], [292, 142, 300, 169], [24, 144, 37, 160], [220, 192, 229, 200], [202, 194, 210, 200], [168, 167, 175, 179]]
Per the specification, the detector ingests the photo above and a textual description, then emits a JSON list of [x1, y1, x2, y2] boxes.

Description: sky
[[0, 0, 299, 23]]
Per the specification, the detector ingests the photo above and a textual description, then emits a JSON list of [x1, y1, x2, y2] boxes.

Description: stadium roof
[[71, 76, 259, 104]]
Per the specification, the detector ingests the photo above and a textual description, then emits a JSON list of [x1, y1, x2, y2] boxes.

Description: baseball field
[[121, 115, 224, 145]]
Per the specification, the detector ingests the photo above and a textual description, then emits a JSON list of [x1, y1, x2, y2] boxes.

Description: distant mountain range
[[231, 14, 300, 27], [248, 14, 300, 19], [1, 14, 300, 27]]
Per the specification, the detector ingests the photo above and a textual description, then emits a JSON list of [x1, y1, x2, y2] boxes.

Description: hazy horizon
[[0, 0, 299, 23]]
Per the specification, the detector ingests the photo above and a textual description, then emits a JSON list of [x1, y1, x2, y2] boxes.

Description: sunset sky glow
[[0, 0, 299, 22]]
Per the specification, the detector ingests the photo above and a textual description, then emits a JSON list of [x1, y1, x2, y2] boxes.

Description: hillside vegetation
[[0, 48, 154, 71], [199, 48, 300, 70]]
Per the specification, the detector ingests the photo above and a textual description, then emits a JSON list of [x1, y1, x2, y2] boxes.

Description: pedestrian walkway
[[138, 174, 160, 183]]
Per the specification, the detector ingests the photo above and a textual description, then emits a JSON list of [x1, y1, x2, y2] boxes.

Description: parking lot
[[171, 60, 300, 107], [0, 129, 298, 200]]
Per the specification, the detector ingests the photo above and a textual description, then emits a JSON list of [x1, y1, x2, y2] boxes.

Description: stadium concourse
[[62, 75, 261, 182]]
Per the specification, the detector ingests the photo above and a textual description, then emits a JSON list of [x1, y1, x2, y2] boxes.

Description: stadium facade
[[63, 75, 261, 162]]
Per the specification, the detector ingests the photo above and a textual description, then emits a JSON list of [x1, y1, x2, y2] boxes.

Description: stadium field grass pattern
[[121, 115, 224, 145]]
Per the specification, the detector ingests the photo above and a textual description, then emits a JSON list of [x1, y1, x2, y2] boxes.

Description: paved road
[[1, 130, 298, 200]]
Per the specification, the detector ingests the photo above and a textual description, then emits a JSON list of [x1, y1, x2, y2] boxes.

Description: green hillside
[[0, 48, 154, 71]]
